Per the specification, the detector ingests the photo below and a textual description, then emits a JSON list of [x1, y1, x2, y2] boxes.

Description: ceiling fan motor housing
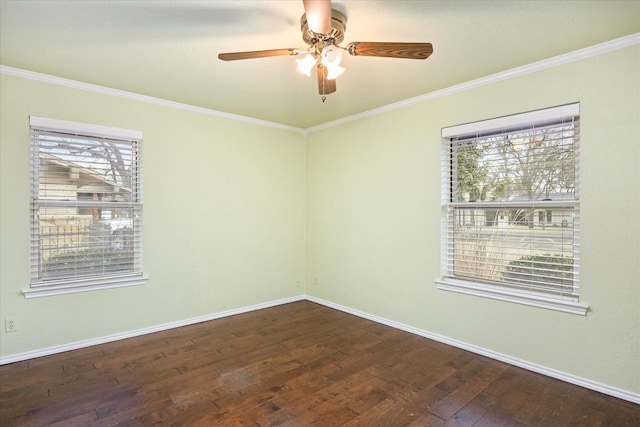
[[301, 9, 347, 46]]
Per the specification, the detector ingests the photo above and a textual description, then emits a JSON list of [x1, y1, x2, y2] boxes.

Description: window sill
[[23, 274, 148, 298], [435, 278, 588, 315]]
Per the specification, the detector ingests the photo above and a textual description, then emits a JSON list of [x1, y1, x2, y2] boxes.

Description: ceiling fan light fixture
[[325, 62, 345, 80], [296, 53, 317, 76], [321, 45, 342, 65], [320, 45, 344, 80]]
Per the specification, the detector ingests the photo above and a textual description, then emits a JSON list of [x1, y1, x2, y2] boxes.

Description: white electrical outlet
[[5, 318, 17, 333]]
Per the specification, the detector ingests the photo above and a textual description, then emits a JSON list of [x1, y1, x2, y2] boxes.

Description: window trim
[[435, 279, 587, 315], [25, 116, 148, 298], [441, 103, 580, 139], [29, 116, 142, 141], [437, 104, 588, 315], [23, 273, 147, 299]]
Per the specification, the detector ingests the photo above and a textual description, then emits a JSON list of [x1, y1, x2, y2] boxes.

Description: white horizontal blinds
[[442, 104, 580, 298], [29, 117, 142, 286]]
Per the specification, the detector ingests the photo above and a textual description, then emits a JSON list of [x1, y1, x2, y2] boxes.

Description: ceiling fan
[[218, 0, 433, 101]]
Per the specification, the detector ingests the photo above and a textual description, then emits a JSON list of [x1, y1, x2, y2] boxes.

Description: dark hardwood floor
[[0, 301, 638, 426]]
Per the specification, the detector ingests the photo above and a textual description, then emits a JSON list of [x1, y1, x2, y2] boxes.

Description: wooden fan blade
[[317, 64, 336, 95], [303, 0, 332, 34], [218, 48, 299, 61], [346, 42, 433, 60]]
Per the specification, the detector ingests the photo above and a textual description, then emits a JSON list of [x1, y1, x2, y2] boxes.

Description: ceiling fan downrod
[[300, 9, 347, 47]]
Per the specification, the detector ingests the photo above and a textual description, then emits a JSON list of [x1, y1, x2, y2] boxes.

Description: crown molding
[[2, 33, 638, 136], [0, 65, 305, 135], [305, 33, 640, 134]]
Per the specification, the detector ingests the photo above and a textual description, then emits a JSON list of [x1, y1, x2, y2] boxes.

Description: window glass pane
[[37, 132, 137, 203], [451, 206, 576, 296], [453, 123, 576, 203]]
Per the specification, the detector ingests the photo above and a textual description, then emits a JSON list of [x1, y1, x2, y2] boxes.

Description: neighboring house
[[37, 153, 133, 261], [454, 193, 575, 229]]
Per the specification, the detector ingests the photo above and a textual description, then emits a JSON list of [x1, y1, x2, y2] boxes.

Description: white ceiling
[[1, 1, 639, 129]]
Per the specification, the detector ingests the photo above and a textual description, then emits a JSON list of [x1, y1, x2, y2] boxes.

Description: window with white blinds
[[27, 116, 146, 298], [436, 104, 587, 315]]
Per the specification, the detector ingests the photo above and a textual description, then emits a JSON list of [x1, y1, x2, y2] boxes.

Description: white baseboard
[[305, 295, 640, 405], [0, 295, 305, 366], [1, 293, 637, 405]]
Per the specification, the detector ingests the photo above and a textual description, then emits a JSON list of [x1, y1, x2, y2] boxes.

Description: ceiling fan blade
[[317, 64, 336, 95], [303, 0, 332, 34], [346, 42, 433, 60], [218, 48, 299, 61]]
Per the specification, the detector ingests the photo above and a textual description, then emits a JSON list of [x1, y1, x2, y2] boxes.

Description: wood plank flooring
[[1, 301, 638, 426]]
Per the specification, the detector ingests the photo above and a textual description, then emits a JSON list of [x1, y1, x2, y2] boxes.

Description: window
[[26, 117, 147, 298], [436, 104, 587, 315]]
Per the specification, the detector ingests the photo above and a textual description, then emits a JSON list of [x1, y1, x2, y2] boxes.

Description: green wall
[[306, 45, 639, 394], [0, 74, 307, 356], [1, 43, 638, 397]]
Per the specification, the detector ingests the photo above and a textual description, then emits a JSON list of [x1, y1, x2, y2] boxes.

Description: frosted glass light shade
[[296, 54, 316, 76], [325, 62, 345, 80]]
